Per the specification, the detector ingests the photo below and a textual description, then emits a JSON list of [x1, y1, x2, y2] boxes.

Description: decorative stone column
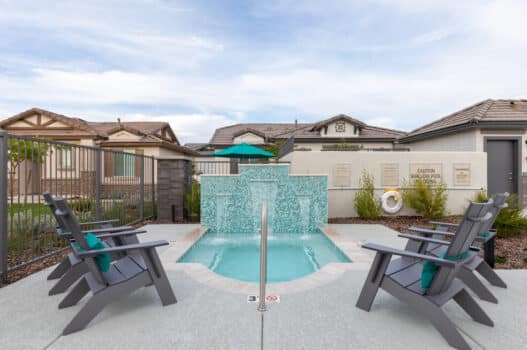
[[157, 157, 192, 221]]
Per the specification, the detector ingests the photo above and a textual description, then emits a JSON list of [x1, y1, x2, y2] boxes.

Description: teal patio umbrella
[[212, 142, 274, 159]]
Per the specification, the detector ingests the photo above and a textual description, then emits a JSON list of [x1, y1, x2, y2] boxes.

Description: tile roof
[[402, 99, 527, 140], [208, 115, 405, 145]]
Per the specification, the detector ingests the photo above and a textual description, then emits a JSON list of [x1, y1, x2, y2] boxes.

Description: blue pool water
[[178, 230, 351, 283]]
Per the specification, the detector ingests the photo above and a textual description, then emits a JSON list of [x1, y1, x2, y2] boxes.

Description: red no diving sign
[[247, 295, 280, 303]]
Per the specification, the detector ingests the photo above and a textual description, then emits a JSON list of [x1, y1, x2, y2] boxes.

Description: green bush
[[354, 171, 381, 219], [402, 177, 448, 219], [69, 198, 95, 213], [473, 188, 488, 203], [184, 180, 201, 222], [474, 192, 527, 238]]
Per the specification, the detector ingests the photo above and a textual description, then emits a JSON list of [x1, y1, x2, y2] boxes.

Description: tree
[[262, 141, 284, 157], [7, 138, 51, 196]]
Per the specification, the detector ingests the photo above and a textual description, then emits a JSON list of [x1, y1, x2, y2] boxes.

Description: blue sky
[[1, 0, 526, 143]]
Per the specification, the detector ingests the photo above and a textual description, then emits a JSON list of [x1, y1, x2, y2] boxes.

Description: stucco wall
[[282, 151, 487, 218], [294, 142, 395, 151], [406, 130, 478, 152], [233, 132, 265, 144]]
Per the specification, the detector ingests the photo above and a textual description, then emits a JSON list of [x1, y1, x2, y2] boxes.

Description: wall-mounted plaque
[[409, 163, 443, 185], [453, 163, 471, 186], [381, 163, 399, 186], [334, 163, 351, 187]]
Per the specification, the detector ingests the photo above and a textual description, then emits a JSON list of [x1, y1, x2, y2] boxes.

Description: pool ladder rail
[[258, 200, 268, 312]]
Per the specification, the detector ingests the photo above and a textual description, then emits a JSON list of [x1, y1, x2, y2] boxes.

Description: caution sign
[[247, 295, 280, 303]]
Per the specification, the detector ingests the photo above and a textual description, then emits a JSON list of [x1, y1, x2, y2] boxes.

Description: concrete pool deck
[[0, 224, 526, 349]]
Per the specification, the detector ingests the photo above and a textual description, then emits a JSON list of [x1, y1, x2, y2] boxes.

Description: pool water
[[178, 230, 351, 283]]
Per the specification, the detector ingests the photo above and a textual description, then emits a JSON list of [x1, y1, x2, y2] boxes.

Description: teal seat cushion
[[421, 251, 469, 288], [72, 233, 111, 272], [479, 231, 491, 238]]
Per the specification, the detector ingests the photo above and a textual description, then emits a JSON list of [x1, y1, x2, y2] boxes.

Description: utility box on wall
[[157, 158, 192, 221]]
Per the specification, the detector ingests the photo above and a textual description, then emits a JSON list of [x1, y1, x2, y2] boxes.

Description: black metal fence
[[0, 132, 157, 282]]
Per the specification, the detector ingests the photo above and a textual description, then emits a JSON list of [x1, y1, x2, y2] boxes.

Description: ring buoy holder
[[382, 188, 403, 214]]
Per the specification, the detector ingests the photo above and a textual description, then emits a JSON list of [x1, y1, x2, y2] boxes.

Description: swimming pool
[[178, 230, 351, 283]]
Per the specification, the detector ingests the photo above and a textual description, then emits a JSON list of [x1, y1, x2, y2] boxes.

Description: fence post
[[95, 148, 101, 221], [152, 157, 156, 219], [0, 131, 8, 283], [139, 154, 145, 221]]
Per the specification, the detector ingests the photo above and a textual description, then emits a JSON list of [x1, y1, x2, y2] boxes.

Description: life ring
[[382, 189, 403, 214]]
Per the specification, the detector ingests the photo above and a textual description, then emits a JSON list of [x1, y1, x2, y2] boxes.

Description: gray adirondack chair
[[404, 193, 509, 303], [53, 196, 177, 335], [44, 193, 146, 295], [356, 200, 495, 350]]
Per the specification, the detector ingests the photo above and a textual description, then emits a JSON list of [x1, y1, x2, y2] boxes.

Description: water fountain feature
[[179, 164, 350, 283]]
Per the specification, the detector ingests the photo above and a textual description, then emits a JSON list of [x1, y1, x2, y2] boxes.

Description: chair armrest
[[429, 221, 459, 228], [398, 234, 452, 246], [82, 226, 134, 234], [408, 227, 455, 237], [361, 243, 456, 267], [76, 240, 169, 257], [58, 229, 145, 241], [79, 219, 119, 227], [96, 230, 146, 239]]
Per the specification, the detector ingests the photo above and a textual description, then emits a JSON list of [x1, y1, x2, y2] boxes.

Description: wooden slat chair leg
[[476, 262, 507, 288], [62, 273, 150, 335], [49, 263, 89, 296], [457, 268, 498, 304], [453, 289, 494, 327], [356, 252, 391, 311], [141, 248, 177, 305], [59, 278, 90, 309], [382, 278, 472, 350], [47, 257, 72, 280]]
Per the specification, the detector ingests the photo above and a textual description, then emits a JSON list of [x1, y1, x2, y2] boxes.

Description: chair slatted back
[[479, 193, 509, 234], [54, 196, 107, 285], [43, 192, 68, 232], [428, 200, 494, 295]]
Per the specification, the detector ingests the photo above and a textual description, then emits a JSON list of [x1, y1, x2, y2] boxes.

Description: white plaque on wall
[[453, 163, 471, 186], [334, 163, 352, 187], [381, 163, 399, 187], [409, 163, 443, 185]]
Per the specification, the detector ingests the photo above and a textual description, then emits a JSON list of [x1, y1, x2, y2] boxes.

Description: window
[[58, 145, 77, 169], [114, 150, 135, 176], [335, 121, 346, 133]]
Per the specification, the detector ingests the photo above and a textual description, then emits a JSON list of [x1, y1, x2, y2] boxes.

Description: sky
[[1, 0, 526, 144]]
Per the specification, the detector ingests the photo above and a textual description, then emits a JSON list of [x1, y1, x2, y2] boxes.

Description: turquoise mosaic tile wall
[[200, 164, 328, 234]]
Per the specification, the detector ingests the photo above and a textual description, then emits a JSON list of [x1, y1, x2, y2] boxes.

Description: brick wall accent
[[157, 158, 191, 221]]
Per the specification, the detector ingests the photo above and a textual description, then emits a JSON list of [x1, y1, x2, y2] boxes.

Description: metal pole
[[95, 149, 101, 221], [258, 200, 268, 312], [152, 157, 156, 219], [139, 154, 145, 221], [0, 131, 9, 283]]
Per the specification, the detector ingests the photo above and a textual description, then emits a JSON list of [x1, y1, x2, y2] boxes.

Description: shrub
[[354, 171, 381, 219], [469, 191, 527, 237], [69, 198, 95, 213], [473, 188, 488, 203], [402, 177, 448, 219], [184, 180, 201, 222], [494, 195, 527, 237]]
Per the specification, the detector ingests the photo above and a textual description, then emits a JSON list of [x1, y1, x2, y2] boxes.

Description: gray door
[[486, 140, 517, 195]]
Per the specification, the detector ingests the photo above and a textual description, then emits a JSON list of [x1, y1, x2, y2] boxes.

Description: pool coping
[[161, 225, 371, 295]]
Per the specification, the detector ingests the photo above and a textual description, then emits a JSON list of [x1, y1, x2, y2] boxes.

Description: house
[[0, 108, 197, 195], [399, 99, 527, 201], [207, 114, 406, 153]]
